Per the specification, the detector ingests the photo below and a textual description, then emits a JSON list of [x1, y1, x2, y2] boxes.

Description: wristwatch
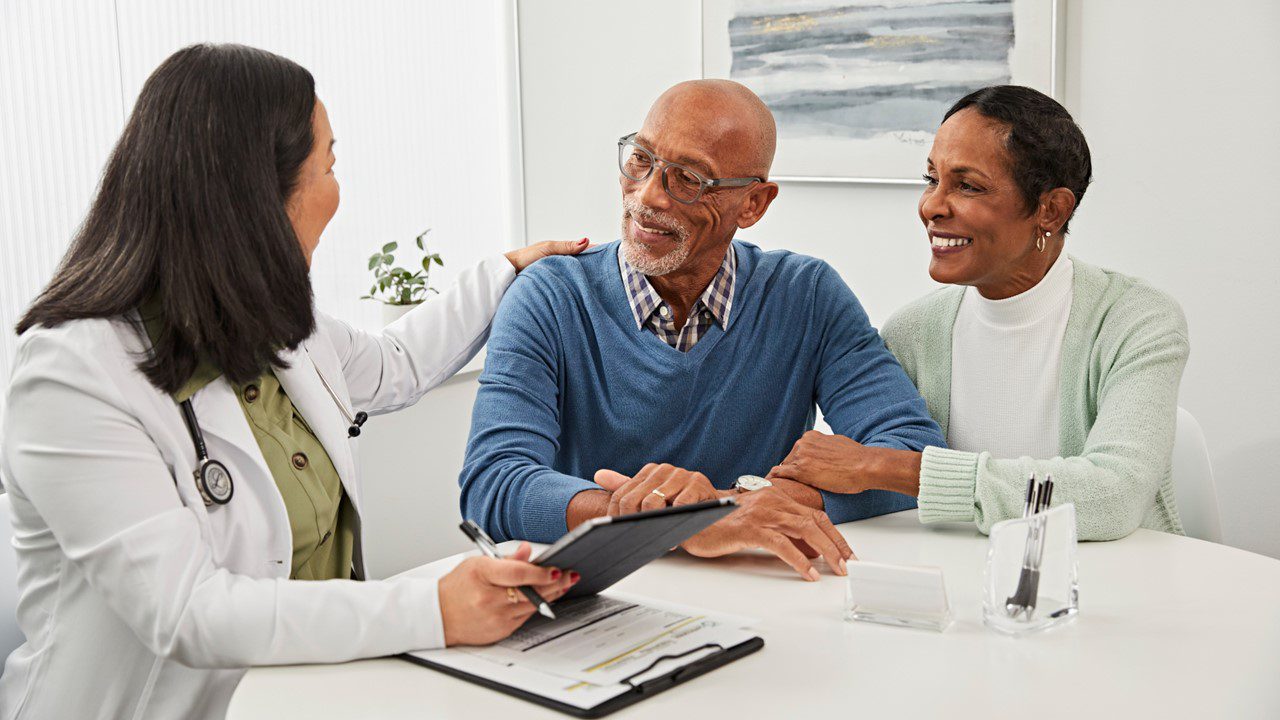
[[734, 474, 773, 493]]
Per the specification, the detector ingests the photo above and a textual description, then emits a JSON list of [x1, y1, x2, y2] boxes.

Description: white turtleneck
[[947, 253, 1074, 459]]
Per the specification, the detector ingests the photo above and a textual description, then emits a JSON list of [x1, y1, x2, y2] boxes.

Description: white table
[[228, 511, 1280, 719]]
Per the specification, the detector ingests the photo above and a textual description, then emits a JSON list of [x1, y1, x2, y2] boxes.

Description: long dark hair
[[17, 43, 318, 394], [944, 85, 1092, 234]]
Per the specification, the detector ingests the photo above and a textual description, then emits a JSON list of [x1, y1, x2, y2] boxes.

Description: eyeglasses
[[617, 133, 764, 205]]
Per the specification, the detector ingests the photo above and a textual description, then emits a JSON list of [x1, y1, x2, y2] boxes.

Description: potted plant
[[362, 228, 444, 325]]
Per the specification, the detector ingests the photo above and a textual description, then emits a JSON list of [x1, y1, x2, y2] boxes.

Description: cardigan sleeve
[[917, 287, 1190, 541]]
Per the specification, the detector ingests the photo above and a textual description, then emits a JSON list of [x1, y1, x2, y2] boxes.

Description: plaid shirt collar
[[618, 244, 737, 351]]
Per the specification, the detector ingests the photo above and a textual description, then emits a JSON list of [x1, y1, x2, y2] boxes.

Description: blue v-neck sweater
[[460, 241, 944, 542]]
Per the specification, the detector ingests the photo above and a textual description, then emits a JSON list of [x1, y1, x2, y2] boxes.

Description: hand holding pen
[[436, 522, 579, 647], [460, 520, 561, 619]]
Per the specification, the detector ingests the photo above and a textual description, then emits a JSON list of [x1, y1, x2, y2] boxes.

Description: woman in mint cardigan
[[768, 86, 1189, 541]]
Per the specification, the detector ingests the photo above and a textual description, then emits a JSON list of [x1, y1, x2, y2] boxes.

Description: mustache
[[622, 198, 689, 241]]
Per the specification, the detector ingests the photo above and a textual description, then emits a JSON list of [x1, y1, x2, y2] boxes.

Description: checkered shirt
[[618, 245, 736, 352]]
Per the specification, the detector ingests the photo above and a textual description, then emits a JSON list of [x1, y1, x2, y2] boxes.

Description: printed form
[[407, 593, 758, 709]]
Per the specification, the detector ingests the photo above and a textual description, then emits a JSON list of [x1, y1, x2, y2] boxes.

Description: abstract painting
[[703, 0, 1061, 182]]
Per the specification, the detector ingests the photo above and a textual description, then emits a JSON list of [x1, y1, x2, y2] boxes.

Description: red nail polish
[[569, 571, 581, 583], [578, 238, 588, 245], [550, 568, 562, 581]]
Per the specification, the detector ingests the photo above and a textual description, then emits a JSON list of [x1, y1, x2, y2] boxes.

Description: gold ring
[[506, 587, 518, 604], [651, 489, 666, 499]]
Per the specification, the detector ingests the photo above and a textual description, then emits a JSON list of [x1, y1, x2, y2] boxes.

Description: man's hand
[[595, 464, 719, 516], [681, 488, 853, 580]]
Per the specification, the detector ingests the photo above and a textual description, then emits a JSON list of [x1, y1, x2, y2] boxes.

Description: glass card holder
[[843, 561, 952, 632], [983, 502, 1079, 636]]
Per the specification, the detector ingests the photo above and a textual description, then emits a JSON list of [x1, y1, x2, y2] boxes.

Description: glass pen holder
[[982, 502, 1079, 637]]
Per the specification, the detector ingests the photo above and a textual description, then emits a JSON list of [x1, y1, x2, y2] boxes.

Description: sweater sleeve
[[917, 290, 1190, 541], [811, 264, 946, 523], [458, 271, 599, 543]]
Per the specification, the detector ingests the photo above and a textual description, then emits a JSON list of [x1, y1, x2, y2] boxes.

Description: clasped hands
[[594, 463, 852, 581]]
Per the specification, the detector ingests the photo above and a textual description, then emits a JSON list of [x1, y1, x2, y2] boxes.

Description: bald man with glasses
[[459, 80, 944, 580]]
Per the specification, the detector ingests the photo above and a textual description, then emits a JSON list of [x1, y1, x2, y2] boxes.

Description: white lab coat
[[0, 256, 516, 720]]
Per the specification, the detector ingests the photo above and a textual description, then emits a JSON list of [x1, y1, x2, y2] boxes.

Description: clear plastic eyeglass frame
[[617, 132, 764, 205], [983, 503, 1080, 636]]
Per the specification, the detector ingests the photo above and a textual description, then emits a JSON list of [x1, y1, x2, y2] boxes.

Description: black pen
[[459, 520, 556, 619]]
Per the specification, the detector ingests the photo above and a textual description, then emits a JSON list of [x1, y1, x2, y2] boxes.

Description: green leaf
[[367, 256, 379, 271], [434, 256, 444, 266], [415, 236, 424, 250], [382, 242, 397, 253], [422, 257, 432, 273], [383, 254, 394, 265]]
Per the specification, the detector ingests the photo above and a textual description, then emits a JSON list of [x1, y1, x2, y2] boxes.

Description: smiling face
[[620, 81, 777, 278], [919, 107, 1052, 298], [286, 98, 339, 266]]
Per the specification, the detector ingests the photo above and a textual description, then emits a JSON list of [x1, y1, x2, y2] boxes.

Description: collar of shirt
[[617, 243, 737, 333]]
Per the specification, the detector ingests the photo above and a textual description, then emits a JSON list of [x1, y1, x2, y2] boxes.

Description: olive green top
[[142, 304, 355, 580]]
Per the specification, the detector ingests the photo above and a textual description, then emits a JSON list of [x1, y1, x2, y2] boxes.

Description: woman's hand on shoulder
[[504, 238, 592, 273], [437, 541, 578, 647]]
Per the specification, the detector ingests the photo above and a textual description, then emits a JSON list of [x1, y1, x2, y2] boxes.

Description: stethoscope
[[177, 366, 368, 507]]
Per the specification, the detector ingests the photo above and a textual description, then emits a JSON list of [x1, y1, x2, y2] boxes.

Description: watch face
[[736, 474, 773, 492]]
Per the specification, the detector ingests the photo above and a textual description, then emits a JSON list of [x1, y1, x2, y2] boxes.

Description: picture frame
[[701, 0, 1066, 184]]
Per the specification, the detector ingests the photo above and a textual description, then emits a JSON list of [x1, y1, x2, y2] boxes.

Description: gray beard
[[620, 235, 691, 276], [620, 200, 691, 276]]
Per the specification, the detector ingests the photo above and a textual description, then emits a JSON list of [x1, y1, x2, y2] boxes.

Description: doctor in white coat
[[0, 44, 582, 719]]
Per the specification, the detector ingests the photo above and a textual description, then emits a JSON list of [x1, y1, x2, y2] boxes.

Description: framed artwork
[[702, 0, 1065, 184]]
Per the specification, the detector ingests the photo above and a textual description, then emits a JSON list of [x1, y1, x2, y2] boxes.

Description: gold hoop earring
[[1036, 231, 1049, 253]]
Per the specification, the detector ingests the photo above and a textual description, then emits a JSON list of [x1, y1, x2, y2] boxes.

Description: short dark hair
[[17, 44, 318, 394], [943, 85, 1092, 234]]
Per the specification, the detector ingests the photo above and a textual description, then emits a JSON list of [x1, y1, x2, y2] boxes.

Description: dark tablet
[[532, 497, 738, 599]]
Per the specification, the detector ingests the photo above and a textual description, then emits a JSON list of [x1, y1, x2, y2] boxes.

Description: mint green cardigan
[[881, 257, 1189, 540]]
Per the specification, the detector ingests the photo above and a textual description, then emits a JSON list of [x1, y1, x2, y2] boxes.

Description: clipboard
[[400, 634, 763, 718], [403, 501, 758, 716]]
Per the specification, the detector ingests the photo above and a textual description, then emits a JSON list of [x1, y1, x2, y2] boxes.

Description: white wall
[[513, 0, 1280, 559]]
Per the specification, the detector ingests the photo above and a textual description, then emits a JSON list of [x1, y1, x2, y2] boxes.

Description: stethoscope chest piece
[[194, 458, 234, 506], [180, 399, 235, 507]]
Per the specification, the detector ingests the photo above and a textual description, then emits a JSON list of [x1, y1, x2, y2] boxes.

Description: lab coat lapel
[[274, 346, 362, 519]]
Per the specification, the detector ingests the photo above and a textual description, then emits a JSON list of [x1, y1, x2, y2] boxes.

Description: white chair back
[[1172, 407, 1223, 543]]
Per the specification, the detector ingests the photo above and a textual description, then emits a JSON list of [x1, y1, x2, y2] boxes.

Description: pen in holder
[[982, 474, 1079, 636]]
